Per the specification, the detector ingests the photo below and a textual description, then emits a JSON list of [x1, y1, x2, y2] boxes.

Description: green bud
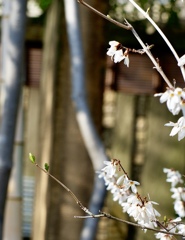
[[44, 163, 49, 172], [29, 153, 36, 163], [163, 216, 167, 222]]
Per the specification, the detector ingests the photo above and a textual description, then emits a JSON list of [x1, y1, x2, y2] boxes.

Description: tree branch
[[30, 156, 185, 239], [75, 212, 184, 237], [128, 0, 185, 81], [77, 0, 131, 30], [77, 0, 174, 88]]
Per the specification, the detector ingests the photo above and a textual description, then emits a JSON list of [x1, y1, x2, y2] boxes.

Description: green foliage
[[29, 153, 36, 164], [38, 0, 53, 11], [44, 163, 50, 172], [108, 0, 182, 29]]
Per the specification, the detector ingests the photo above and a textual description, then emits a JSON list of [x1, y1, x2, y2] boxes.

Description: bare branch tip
[[77, 0, 83, 3]]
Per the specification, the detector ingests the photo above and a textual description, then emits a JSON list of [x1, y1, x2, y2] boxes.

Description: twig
[[77, 0, 173, 88], [128, 0, 185, 81], [124, 20, 173, 88], [77, 0, 131, 30], [75, 211, 184, 237], [32, 160, 95, 217], [29, 155, 185, 238]]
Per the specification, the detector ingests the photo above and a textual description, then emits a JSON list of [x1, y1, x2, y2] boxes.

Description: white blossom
[[122, 194, 160, 228], [123, 55, 129, 67], [107, 40, 129, 66], [100, 160, 161, 233], [122, 194, 140, 213], [154, 87, 185, 115], [178, 54, 185, 67], [163, 168, 183, 187], [127, 180, 140, 193], [101, 160, 117, 178], [116, 175, 140, 193], [113, 49, 126, 63], [164, 168, 185, 218], [171, 187, 185, 201], [155, 219, 180, 240], [177, 223, 185, 236], [165, 116, 185, 141], [112, 188, 129, 204], [174, 200, 185, 217], [107, 41, 120, 57], [116, 174, 129, 185], [98, 160, 118, 188], [155, 232, 173, 240]]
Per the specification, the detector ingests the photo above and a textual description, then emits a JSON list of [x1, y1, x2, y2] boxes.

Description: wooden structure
[[25, 43, 42, 87], [105, 53, 185, 94]]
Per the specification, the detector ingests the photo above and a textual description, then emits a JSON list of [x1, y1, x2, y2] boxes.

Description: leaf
[[163, 216, 167, 223], [38, 0, 52, 11], [29, 153, 36, 163], [44, 163, 49, 172]]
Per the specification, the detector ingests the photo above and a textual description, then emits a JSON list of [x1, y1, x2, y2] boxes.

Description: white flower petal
[[178, 54, 185, 67], [109, 40, 119, 47], [170, 126, 180, 136], [113, 49, 125, 63], [124, 55, 129, 67], [178, 129, 185, 141], [164, 121, 175, 127]]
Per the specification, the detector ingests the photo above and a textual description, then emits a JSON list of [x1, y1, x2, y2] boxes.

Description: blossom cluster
[[155, 87, 185, 141], [98, 160, 185, 239], [99, 160, 160, 226], [155, 217, 185, 240], [107, 41, 129, 67], [164, 168, 185, 218]]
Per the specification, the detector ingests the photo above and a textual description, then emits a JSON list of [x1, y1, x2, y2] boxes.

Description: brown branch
[[33, 162, 95, 217], [77, 0, 131, 30], [31, 158, 185, 238], [75, 212, 183, 237], [77, 0, 173, 88]]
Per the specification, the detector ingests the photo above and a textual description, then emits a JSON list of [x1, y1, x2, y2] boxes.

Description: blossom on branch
[[177, 223, 185, 236], [116, 174, 140, 193], [154, 87, 185, 116], [163, 168, 183, 187], [107, 41, 129, 67], [98, 160, 185, 240], [99, 159, 160, 229], [155, 218, 182, 240], [155, 232, 174, 240], [173, 199, 185, 217], [165, 116, 185, 141], [178, 55, 185, 67], [164, 168, 185, 217], [123, 196, 160, 228]]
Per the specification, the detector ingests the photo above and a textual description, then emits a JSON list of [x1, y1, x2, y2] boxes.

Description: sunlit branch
[[128, 0, 185, 81], [75, 211, 184, 237], [77, 0, 131, 30], [77, 0, 173, 88], [125, 20, 173, 88], [32, 160, 95, 217], [30, 155, 185, 239]]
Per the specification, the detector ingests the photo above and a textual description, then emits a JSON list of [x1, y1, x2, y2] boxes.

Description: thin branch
[[33, 161, 95, 217], [77, 0, 131, 30], [30, 158, 185, 239], [100, 212, 183, 237], [125, 20, 173, 88], [75, 212, 184, 237], [128, 0, 185, 82], [77, 0, 173, 88]]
